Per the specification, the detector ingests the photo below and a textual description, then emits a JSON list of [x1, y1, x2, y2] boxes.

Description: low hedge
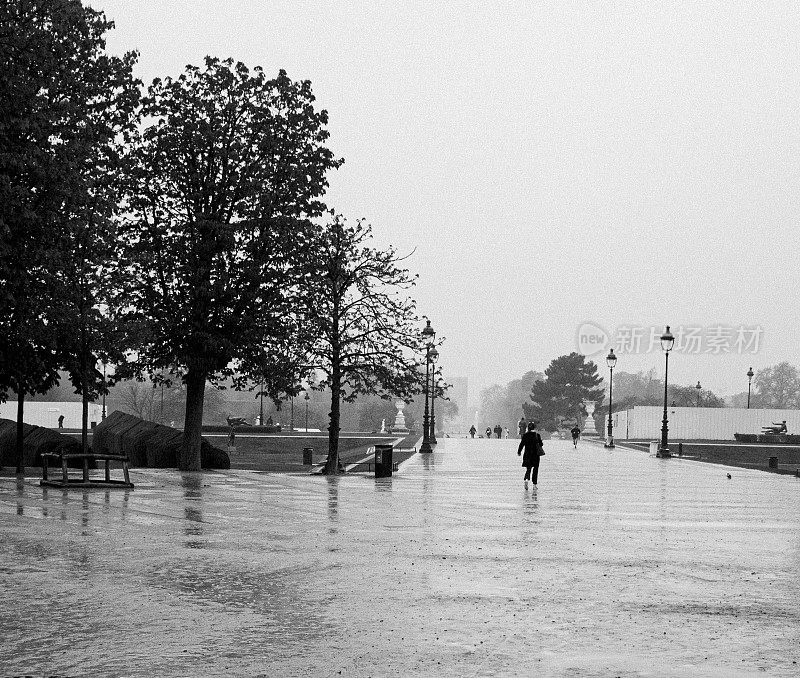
[[93, 411, 229, 470], [0, 418, 84, 468], [201, 424, 281, 434]]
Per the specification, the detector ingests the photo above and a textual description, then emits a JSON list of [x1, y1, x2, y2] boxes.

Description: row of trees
[[606, 369, 725, 412], [479, 371, 543, 431], [481, 356, 800, 434], [479, 354, 604, 432], [480, 352, 742, 433], [1, 1, 433, 474]]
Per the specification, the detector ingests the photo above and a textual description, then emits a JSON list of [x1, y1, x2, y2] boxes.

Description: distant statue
[[380, 418, 386, 433], [582, 402, 597, 435], [762, 420, 787, 434]]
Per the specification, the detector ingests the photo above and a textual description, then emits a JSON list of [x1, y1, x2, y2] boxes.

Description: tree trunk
[[15, 382, 25, 474], [181, 364, 207, 471], [324, 367, 342, 475]]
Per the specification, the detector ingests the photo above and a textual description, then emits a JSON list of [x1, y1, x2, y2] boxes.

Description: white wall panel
[[614, 406, 800, 440]]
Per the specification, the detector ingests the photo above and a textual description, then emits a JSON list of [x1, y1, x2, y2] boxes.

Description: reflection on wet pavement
[[1, 438, 799, 676]]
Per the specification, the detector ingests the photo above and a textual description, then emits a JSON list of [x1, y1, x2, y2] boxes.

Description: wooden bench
[[40, 451, 134, 489]]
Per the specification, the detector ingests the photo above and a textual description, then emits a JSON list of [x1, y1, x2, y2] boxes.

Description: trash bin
[[649, 441, 659, 456], [769, 456, 778, 469], [374, 444, 393, 478], [303, 447, 313, 465]]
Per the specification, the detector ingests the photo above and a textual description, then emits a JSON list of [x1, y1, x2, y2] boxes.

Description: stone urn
[[582, 401, 598, 436]]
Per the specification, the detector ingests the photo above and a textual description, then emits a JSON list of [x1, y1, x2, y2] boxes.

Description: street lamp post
[[259, 379, 264, 426], [304, 391, 310, 432], [658, 326, 675, 458], [430, 349, 439, 445], [420, 320, 436, 453], [747, 367, 754, 409], [696, 381, 702, 407], [101, 362, 107, 421], [605, 348, 617, 448]]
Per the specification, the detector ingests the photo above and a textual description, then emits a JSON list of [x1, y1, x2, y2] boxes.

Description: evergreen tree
[[523, 353, 603, 431]]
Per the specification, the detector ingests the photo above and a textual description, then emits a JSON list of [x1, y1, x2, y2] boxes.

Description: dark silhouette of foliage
[[523, 353, 604, 431], [0, 0, 138, 470], [295, 213, 427, 474], [120, 57, 340, 470]]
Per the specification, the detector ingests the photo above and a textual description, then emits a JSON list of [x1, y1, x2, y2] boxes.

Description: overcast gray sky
[[94, 0, 800, 401]]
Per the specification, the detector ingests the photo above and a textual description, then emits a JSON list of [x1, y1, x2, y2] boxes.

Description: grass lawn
[[619, 439, 800, 475], [57, 429, 423, 474], [213, 433, 417, 472]]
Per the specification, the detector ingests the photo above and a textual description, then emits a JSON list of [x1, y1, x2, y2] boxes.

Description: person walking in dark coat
[[517, 417, 526, 438], [517, 422, 543, 488], [493, 424, 502, 439], [469, 425, 476, 438]]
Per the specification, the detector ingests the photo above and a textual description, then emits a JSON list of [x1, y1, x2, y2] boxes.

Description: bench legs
[[41, 454, 134, 489]]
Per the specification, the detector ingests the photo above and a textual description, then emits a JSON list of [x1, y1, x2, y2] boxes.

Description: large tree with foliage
[[0, 0, 138, 470], [120, 57, 340, 470], [753, 362, 800, 409], [523, 353, 603, 431], [295, 213, 426, 474]]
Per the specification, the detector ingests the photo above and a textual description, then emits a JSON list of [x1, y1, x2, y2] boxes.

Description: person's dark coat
[[518, 431, 543, 467]]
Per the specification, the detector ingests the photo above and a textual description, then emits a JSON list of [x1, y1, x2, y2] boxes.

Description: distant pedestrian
[[504, 427, 510, 439], [485, 426, 492, 439], [518, 422, 544, 488], [494, 424, 502, 439], [57, 415, 64, 429], [517, 417, 526, 438], [469, 425, 476, 438], [571, 425, 581, 448]]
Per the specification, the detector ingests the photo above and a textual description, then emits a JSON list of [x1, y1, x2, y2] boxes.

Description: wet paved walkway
[[1, 438, 799, 677]]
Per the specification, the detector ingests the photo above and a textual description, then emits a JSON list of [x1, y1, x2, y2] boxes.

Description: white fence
[[611, 406, 800, 440], [0, 401, 102, 429]]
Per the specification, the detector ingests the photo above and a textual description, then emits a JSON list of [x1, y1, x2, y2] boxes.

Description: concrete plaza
[[1, 438, 799, 677]]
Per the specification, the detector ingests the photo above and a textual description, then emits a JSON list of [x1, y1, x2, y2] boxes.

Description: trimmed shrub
[[92, 411, 229, 469], [0, 418, 82, 467]]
